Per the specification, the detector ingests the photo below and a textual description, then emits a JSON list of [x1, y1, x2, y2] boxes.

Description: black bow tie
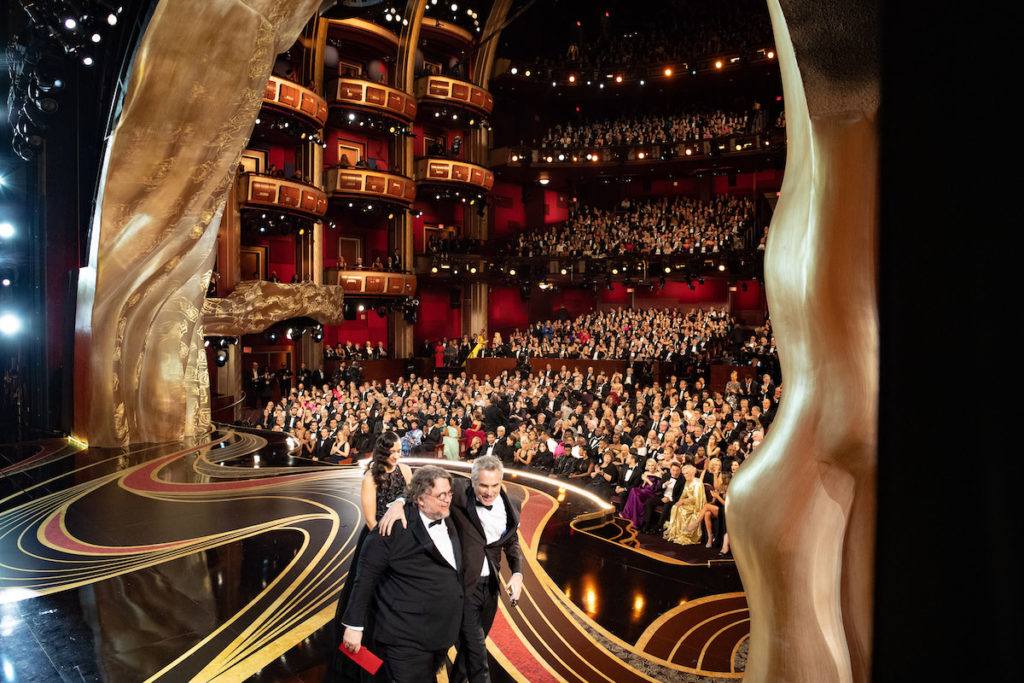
[[428, 519, 444, 528], [478, 503, 493, 511]]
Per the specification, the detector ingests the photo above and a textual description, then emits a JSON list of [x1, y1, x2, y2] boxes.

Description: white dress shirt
[[421, 511, 457, 570], [475, 498, 508, 577]]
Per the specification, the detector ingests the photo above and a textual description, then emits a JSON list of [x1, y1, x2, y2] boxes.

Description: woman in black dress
[[329, 432, 411, 680]]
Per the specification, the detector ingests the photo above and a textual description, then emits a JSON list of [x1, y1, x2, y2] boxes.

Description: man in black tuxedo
[[342, 467, 464, 681], [380, 456, 523, 683], [614, 451, 645, 507], [640, 462, 684, 534]]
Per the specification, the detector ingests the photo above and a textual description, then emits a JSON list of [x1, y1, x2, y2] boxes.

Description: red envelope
[[339, 643, 383, 674]]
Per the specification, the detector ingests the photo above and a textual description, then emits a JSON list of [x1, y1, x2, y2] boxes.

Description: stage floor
[[0, 430, 747, 682]]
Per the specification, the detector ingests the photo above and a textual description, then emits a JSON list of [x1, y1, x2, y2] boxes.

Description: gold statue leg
[[726, 1, 878, 681], [73, 0, 323, 446]]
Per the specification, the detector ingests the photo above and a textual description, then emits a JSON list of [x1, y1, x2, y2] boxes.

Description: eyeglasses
[[428, 490, 453, 501]]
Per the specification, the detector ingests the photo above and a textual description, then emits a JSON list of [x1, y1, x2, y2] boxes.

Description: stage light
[[615, 75, 622, 83], [560, 268, 567, 275], [510, 67, 517, 75], [640, 79, 645, 85], [91, 33, 101, 43], [557, 153, 564, 161], [719, 264, 726, 271], [685, 148, 693, 156], [611, 268, 619, 275], [591, 154, 599, 162], [64, 18, 77, 30], [469, 266, 477, 273], [82, 56, 94, 66], [286, 327, 296, 340], [215, 349, 229, 366], [665, 266, 671, 273], [509, 268, 516, 276], [767, 51, 775, 59], [715, 60, 723, 69], [539, 178, 550, 185], [204, 339, 210, 347], [108, 13, 118, 25], [0, 313, 22, 336], [0, 223, 14, 239], [267, 329, 279, 343], [637, 152, 645, 159], [450, 3, 457, 10], [510, 154, 518, 162], [569, 74, 575, 83], [357, 304, 365, 312], [664, 68, 672, 76], [524, 70, 531, 77]]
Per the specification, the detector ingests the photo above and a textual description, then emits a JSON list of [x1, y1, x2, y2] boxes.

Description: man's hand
[[377, 500, 407, 535], [342, 627, 363, 654], [507, 573, 524, 602]]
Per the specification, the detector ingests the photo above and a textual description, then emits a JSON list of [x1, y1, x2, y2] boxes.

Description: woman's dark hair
[[367, 431, 400, 487]]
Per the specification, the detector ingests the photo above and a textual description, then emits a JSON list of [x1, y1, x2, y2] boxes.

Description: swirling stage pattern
[[0, 434, 749, 682]]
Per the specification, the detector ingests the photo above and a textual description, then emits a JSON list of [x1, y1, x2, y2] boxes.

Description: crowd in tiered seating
[[536, 106, 766, 151], [522, 0, 773, 78], [498, 194, 756, 260], [254, 308, 780, 552]]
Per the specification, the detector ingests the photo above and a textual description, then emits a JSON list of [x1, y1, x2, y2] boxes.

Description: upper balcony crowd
[[498, 194, 758, 261], [535, 103, 777, 153]]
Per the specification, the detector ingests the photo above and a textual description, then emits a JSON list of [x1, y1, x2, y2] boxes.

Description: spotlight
[[0, 223, 14, 239], [569, 75, 575, 83], [510, 67, 518, 75], [715, 60, 723, 69], [0, 313, 23, 336], [91, 33, 101, 43], [637, 152, 645, 159], [215, 349, 229, 366], [615, 75, 622, 83], [267, 329, 279, 343], [82, 56, 94, 66], [357, 304, 365, 312], [64, 18, 77, 30], [509, 268, 516, 276], [664, 67, 672, 76], [767, 50, 775, 59], [286, 327, 296, 340], [719, 264, 726, 271], [108, 13, 118, 25]]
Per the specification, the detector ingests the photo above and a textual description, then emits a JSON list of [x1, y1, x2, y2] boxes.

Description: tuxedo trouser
[[376, 642, 446, 683], [453, 579, 499, 683]]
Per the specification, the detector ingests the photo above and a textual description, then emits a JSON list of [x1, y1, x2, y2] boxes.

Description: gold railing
[[323, 167, 416, 207], [239, 174, 328, 218], [328, 78, 417, 124], [262, 76, 328, 127], [414, 158, 494, 192], [324, 269, 417, 296], [415, 76, 494, 117]]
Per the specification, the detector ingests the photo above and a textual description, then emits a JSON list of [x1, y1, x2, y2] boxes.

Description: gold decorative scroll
[[201, 280, 344, 336], [73, 0, 324, 447], [727, 1, 878, 682]]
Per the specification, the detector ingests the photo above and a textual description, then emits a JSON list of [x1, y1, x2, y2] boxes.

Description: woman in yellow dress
[[663, 464, 707, 545]]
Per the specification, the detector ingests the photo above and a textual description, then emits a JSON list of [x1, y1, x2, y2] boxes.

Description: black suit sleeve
[[341, 530, 390, 629], [502, 494, 524, 576]]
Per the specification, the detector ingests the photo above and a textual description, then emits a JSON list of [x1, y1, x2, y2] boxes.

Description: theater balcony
[[327, 17, 399, 57], [419, 17, 475, 49], [323, 167, 417, 210], [238, 173, 328, 220], [323, 269, 417, 297], [328, 78, 417, 127], [414, 158, 494, 197], [261, 75, 328, 130], [415, 75, 494, 119]]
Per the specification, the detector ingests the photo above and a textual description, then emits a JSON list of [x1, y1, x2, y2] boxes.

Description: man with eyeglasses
[[341, 466, 464, 681], [379, 456, 523, 683]]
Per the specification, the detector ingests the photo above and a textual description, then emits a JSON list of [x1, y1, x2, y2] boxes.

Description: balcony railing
[[328, 78, 417, 124], [239, 174, 328, 218], [324, 269, 417, 296], [263, 76, 328, 128], [414, 158, 494, 193], [323, 167, 416, 208], [415, 76, 494, 117]]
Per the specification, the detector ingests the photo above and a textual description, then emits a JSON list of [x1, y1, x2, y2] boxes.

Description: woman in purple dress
[[621, 458, 663, 530]]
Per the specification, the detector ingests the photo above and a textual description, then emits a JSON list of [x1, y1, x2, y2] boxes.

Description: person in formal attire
[[640, 461, 685, 534], [621, 458, 663, 530], [614, 451, 645, 507], [663, 464, 708, 545], [328, 432, 412, 680], [341, 466, 463, 682], [379, 456, 524, 683]]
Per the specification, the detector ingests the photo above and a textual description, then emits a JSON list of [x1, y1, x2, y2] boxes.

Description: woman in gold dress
[[663, 464, 707, 545]]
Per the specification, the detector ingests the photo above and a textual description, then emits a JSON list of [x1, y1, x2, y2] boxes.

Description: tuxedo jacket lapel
[[410, 510, 459, 572]]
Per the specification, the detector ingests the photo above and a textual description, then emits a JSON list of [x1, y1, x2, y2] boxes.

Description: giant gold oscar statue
[[727, 1, 878, 682], [74, 0, 323, 446]]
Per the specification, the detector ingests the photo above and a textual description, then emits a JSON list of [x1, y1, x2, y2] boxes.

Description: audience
[[536, 108, 761, 152], [498, 194, 755, 261]]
